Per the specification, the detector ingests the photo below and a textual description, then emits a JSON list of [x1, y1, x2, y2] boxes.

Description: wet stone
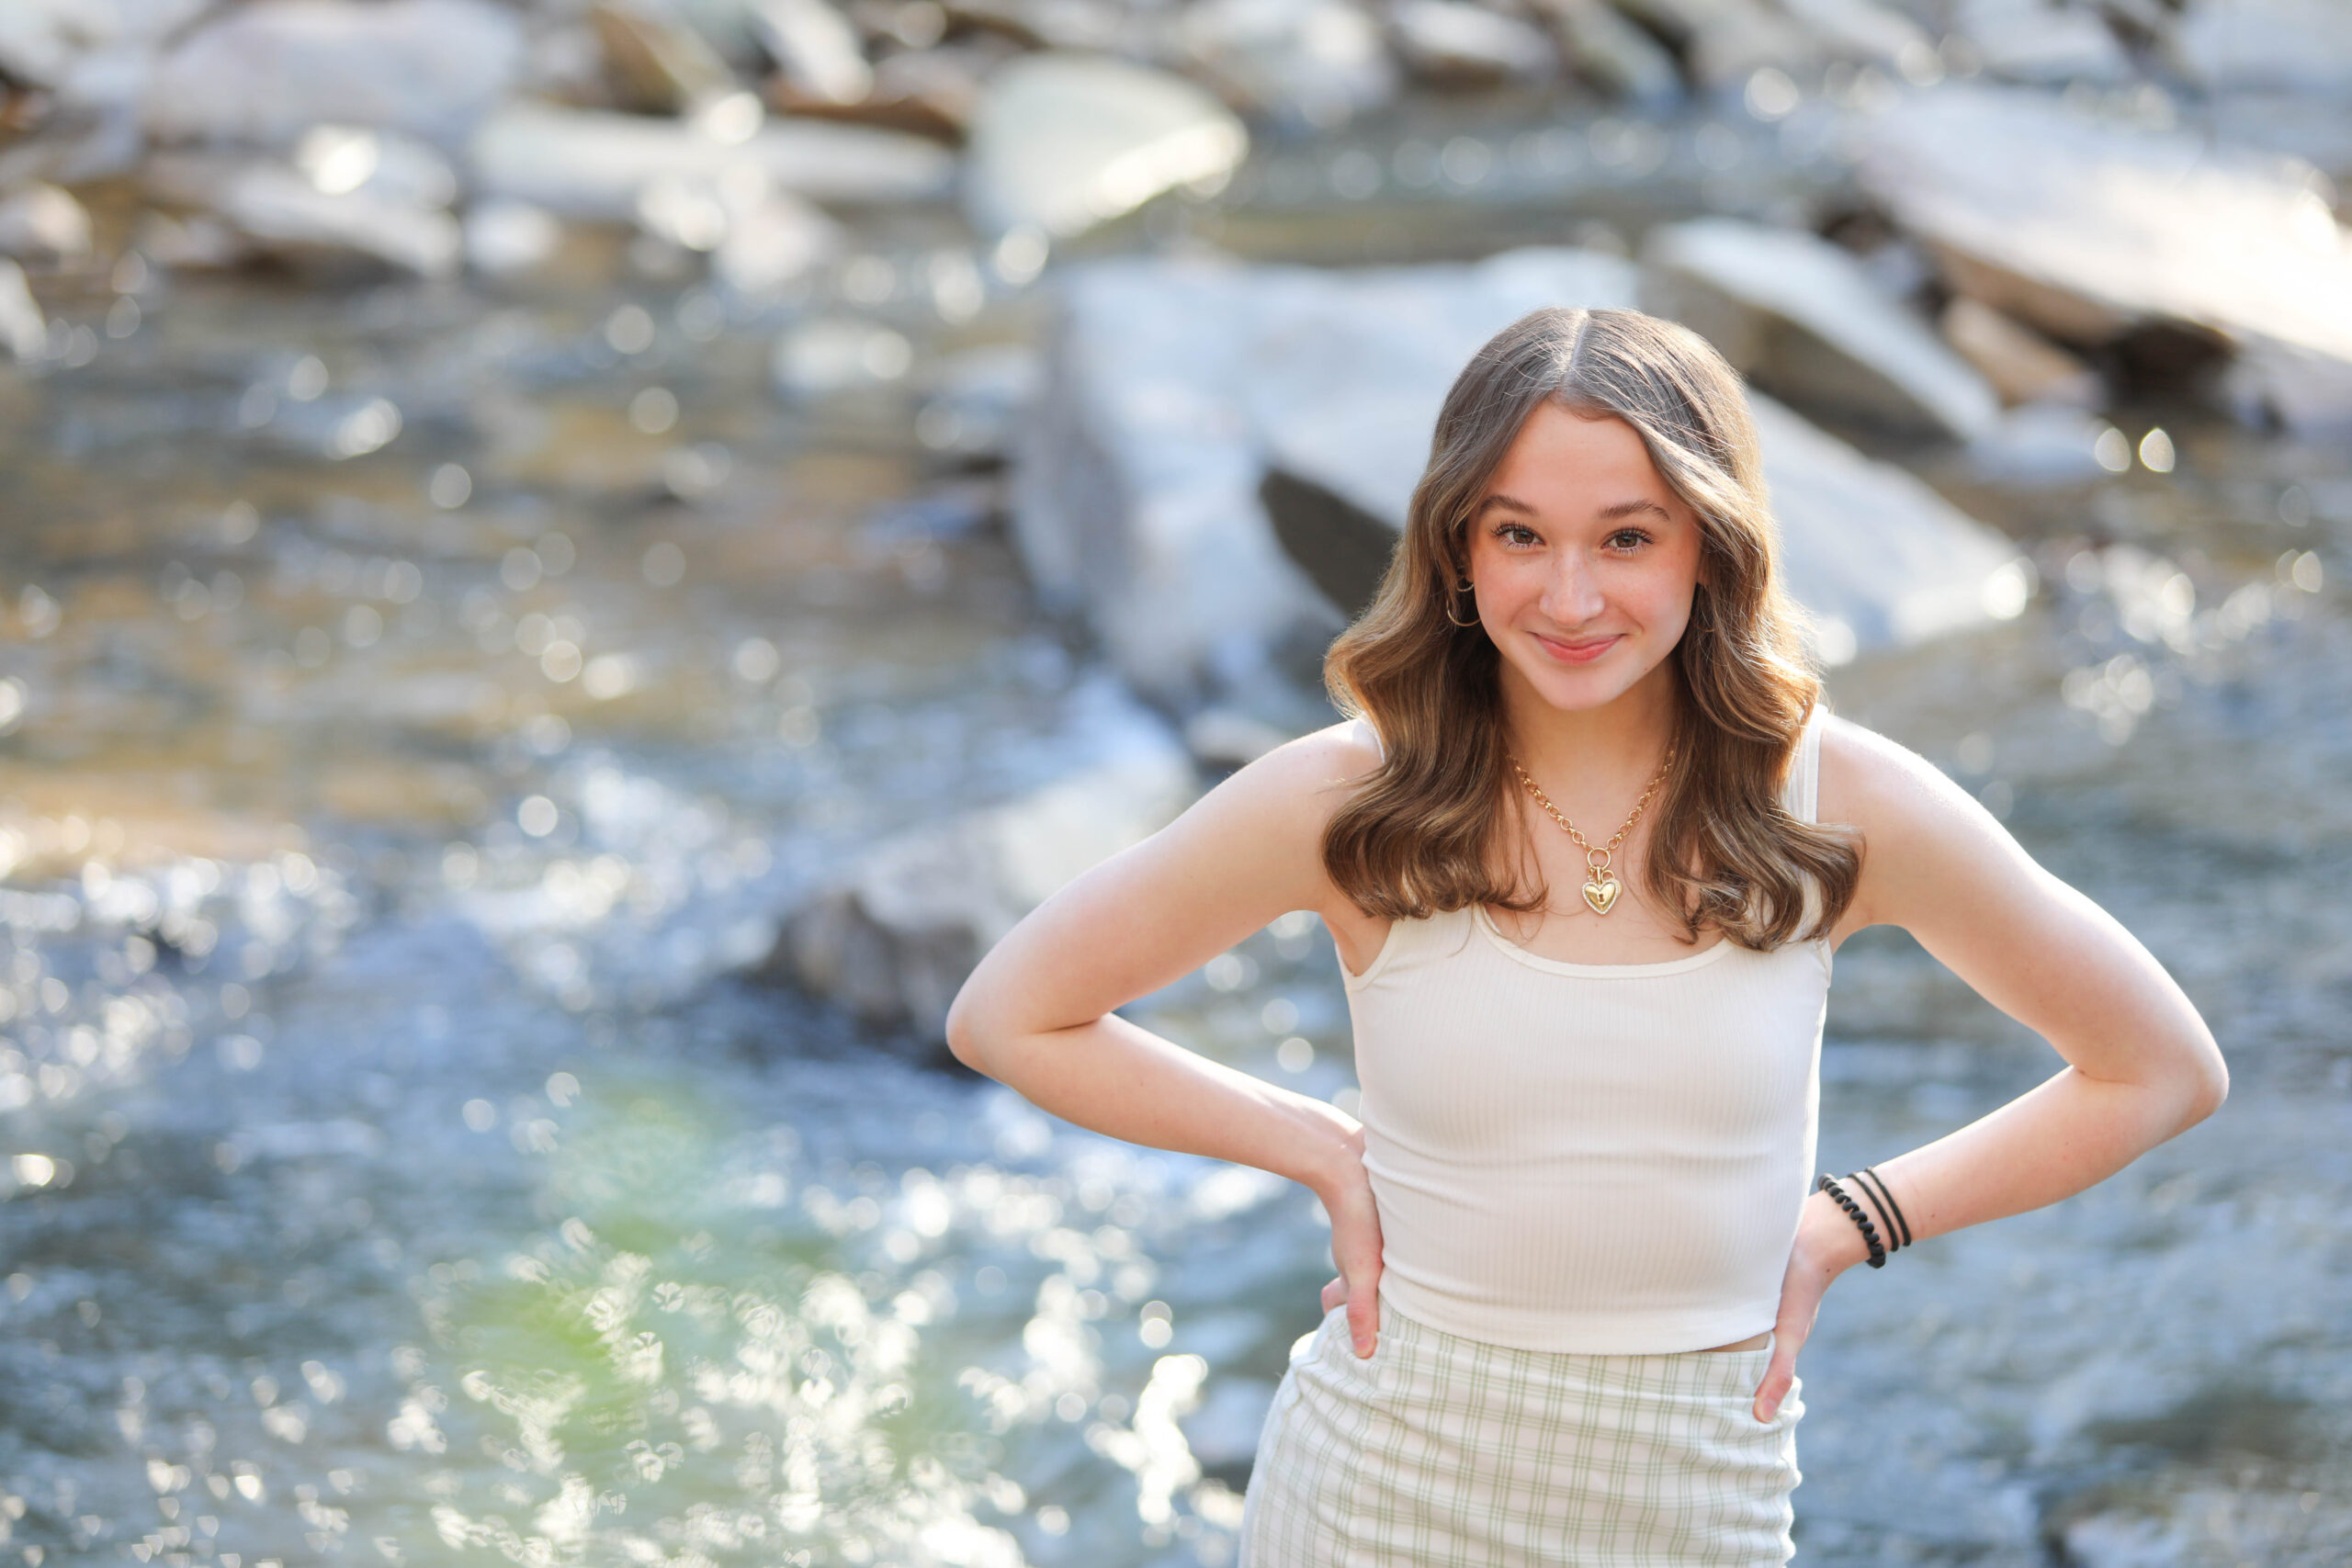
[[767, 673, 1197, 1041], [143, 0, 526, 151], [1939, 295, 2105, 409], [1176, 0, 1401, 131], [141, 152, 462, 278], [1639, 216, 2003, 441], [1948, 0, 2132, 83], [0, 182, 94, 267], [1385, 0, 1561, 90], [963, 52, 1250, 242], [466, 101, 956, 219], [1525, 0, 1684, 107], [1853, 83, 2352, 435]]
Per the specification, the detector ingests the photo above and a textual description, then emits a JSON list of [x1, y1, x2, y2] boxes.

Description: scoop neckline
[[1470, 903, 1737, 977]]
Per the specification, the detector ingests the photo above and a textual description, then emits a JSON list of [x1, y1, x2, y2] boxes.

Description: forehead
[[1476, 401, 1683, 524], [1480, 403, 1678, 511]]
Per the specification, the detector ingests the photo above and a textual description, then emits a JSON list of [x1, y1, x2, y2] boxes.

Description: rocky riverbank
[[0, 0, 2347, 1564]]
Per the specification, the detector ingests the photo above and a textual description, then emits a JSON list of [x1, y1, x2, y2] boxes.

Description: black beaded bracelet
[[1854, 1165, 1914, 1251], [1816, 1172, 1886, 1269]]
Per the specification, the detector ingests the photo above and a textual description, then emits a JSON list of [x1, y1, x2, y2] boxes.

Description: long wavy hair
[[1321, 306, 1860, 949]]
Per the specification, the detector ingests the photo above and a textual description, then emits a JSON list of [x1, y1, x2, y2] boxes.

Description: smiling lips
[[1532, 631, 1623, 664]]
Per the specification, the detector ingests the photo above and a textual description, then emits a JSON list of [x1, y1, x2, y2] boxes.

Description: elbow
[[2185, 1053, 2229, 1126], [942, 984, 994, 1077], [2168, 1043, 2229, 1134]]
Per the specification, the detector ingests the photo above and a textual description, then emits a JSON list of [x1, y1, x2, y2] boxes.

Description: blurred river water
[[3, 85, 2351, 1568]]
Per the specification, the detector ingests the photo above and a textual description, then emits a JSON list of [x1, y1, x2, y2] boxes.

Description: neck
[[1498, 657, 1683, 789]]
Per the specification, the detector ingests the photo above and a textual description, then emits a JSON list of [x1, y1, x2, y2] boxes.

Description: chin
[[1518, 662, 1641, 712]]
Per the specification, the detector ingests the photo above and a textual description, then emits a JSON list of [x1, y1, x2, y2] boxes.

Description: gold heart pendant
[[1581, 875, 1620, 916]]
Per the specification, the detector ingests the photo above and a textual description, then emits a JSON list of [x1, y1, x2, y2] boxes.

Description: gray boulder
[[1772, 0, 1933, 67], [1939, 296, 2102, 408], [749, 0, 877, 105], [0, 0, 100, 90], [467, 101, 955, 219], [2169, 0, 2352, 94], [1852, 83, 2352, 434], [1176, 0, 1401, 130], [143, 151, 463, 277], [1525, 0, 1682, 107], [1948, 0, 2130, 83], [770, 674, 1197, 1039], [1606, 0, 1817, 86], [1016, 248, 2027, 706], [1386, 0, 1560, 88], [1640, 217, 2002, 441], [145, 0, 526, 151]]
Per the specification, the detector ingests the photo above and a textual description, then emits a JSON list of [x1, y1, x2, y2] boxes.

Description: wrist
[[1801, 1188, 1876, 1276], [1287, 1093, 1367, 1201]]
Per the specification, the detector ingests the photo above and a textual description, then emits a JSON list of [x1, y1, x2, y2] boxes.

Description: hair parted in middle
[[1319, 305, 1861, 950]]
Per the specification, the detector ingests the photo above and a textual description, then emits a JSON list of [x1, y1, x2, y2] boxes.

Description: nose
[[1538, 549, 1607, 628]]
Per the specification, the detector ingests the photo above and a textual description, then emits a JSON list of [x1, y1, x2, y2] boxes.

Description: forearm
[[957, 1009, 1365, 1198], [1864, 1060, 2217, 1245]]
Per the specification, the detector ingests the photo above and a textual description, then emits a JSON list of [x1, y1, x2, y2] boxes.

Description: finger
[[1750, 1338, 1799, 1424], [1319, 1275, 1345, 1314], [1751, 1296, 1815, 1423], [1344, 1273, 1379, 1358]]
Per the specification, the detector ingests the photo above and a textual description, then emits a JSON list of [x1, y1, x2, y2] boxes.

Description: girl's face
[[1462, 401, 1708, 716]]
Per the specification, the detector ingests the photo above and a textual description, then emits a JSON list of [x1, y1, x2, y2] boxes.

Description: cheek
[[1629, 566, 1700, 634]]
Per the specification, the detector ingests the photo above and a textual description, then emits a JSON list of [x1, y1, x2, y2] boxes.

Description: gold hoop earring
[[1444, 579, 1480, 629]]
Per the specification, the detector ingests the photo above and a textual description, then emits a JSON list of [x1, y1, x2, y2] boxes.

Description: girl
[[945, 307, 2225, 1564]]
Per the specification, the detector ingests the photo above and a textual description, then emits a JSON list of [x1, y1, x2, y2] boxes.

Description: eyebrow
[[1474, 492, 1670, 522]]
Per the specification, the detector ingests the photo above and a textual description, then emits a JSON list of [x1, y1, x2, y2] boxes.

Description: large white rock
[[467, 102, 955, 218], [749, 0, 876, 104], [772, 674, 1197, 1038], [2167, 0, 2352, 94], [145, 0, 525, 150], [1949, 0, 2130, 83], [0, 0, 100, 89], [0, 183, 94, 267], [1386, 0, 1559, 88], [1016, 248, 2026, 704], [1524, 0, 1682, 107], [963, 53, 1250, 241], [1772, 0, 1933, 67], [1606, 0, 1816, 86], [0, 261, 46, 362], [1640, 217, 2002, 441], [144, 152, 462, 277], [1177, 0, 1401, 130], [1851, 84, 2352, 434]]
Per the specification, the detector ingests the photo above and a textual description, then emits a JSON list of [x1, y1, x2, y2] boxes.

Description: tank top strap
[[1781, 701, 1826, 825]]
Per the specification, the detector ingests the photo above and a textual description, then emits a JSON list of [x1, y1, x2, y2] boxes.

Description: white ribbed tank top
[[1343, 705, 1832, 1355]]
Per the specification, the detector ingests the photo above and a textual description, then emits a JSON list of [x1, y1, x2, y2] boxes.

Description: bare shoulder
[[1815, 711, 2035, 932], [1128, 719, 1383, 940], [1815, 713, 1969, 829], [1204, 716, 1385, 827]]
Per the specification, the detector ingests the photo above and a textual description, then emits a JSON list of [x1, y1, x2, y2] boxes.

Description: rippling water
[[3, 109, 2349, 1568]]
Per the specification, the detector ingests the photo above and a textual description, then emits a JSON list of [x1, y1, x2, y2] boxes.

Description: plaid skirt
[[1238, 1293, 1804, 1567]]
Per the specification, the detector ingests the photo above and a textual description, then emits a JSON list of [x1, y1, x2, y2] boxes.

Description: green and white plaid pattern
[[1240, 1296, 1804, 1566]]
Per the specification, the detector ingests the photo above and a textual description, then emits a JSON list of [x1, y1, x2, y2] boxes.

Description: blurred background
[[0, 0, 2346, 1563]]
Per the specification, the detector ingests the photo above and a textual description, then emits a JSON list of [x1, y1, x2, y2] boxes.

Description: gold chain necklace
[[1507, 746, 1676, 916]]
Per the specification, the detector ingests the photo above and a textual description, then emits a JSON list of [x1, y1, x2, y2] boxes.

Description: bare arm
[[1753, 715, 2227, 1418], [944, 722, 1392, 1354], [1821, 716, 2226, 1234]]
